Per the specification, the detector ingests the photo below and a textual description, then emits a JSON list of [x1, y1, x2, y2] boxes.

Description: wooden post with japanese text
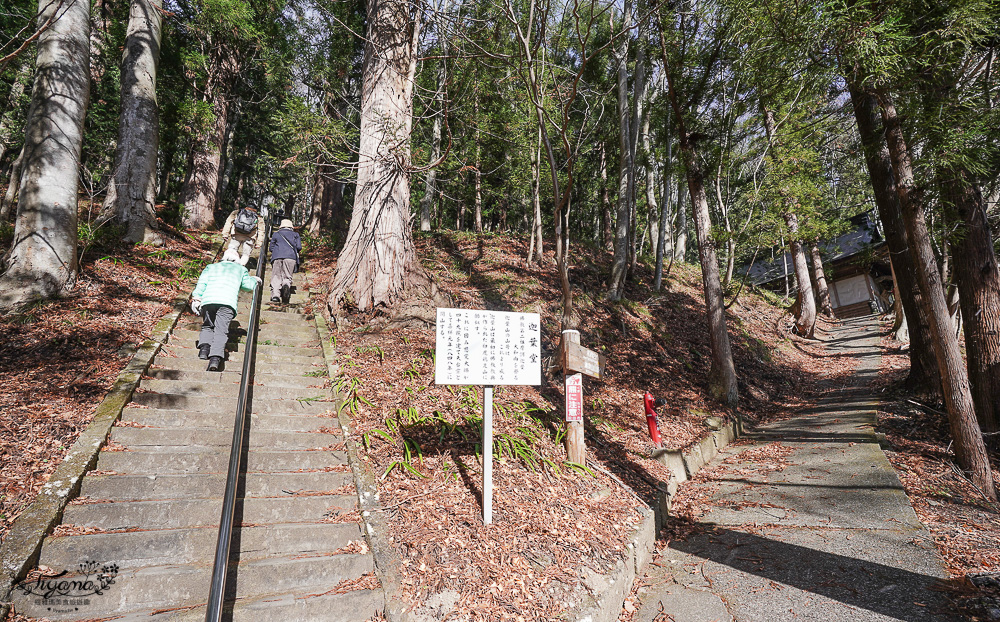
[[562, 330, 585, 464], [561, 330, 606, 466]]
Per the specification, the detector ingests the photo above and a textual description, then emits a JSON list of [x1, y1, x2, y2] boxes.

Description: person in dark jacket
[[269, 219, 301, 304]]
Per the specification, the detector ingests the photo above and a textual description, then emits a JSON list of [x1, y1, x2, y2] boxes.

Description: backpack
[[233, 208, 258, 234]]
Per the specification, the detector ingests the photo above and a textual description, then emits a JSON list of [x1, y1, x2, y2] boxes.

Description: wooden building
[[744, 212, 892, 319]]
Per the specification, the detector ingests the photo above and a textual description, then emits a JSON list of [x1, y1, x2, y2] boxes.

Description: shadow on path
[[633, 317, 952, 622]]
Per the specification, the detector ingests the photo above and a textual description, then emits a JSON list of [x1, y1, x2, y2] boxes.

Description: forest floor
[[2, 213, 999, 621]]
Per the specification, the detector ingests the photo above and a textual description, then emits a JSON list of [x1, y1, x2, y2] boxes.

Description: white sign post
[[434, 308, 542, 524], [483, 386, 493, 524]]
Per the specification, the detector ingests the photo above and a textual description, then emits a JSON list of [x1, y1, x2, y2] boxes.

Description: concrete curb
[[0, 296, 189, 619], [315, 313, 407, 622], [567, 414, 742, 622], [650, 415, 742, 520], [566, 506, 657, 622]]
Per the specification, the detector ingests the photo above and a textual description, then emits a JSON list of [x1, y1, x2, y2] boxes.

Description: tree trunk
[[784, 213, 817, 337], [674, 178, 687, 261], [419, 108, 442, 232], [642, 113, 658, 259], [761, 104, 817, 337], [683, 142, 738, 408], [327, 0, 421, 314], [157, 143, 175, 199], [714, 173, 735, 288], [181, 91, 228, 229], [878, 91, 995, 500], [809, 242, 834, 317], [600, 141, 612, 251], [328, 174, 346, 235], [0, 60, 32, 168], [527, 124, 543, 264], [100, 0, 163, 245], [473, 96, 483, 233], [89, 0, 112, 82], [0, 0, 89, 309], [946, 172, 1000, 433], [0, 145, 24, 222], [654, 118, 673, 291], [627, 28, 645, 271], [608, 10, 633, 301], [216, 103, 240, 205], [418, 0, 450, 233], [305, 165, 325, 236], [847, 81, 938, 392], [891, 261, 909, 340]]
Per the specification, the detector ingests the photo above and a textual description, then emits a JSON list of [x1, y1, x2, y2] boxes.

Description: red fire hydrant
[[644, 392, 662, 448]]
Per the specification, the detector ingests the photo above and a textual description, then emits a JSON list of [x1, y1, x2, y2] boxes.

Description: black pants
[[198, 304, 236, 359]]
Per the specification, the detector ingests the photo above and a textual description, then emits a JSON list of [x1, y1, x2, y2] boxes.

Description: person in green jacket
[[190, 251, 262, 371]]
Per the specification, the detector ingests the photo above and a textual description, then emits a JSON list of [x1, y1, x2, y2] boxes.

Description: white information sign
[[434, 308, 542, 386]]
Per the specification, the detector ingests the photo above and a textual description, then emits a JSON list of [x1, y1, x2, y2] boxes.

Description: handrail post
[[204, 218, 271, 622]]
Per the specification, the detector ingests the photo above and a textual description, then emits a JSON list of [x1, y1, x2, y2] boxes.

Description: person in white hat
[[268, 219, 301, 303]]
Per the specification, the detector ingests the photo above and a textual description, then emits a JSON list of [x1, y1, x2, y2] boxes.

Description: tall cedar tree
[[327, 0, 422, 313]]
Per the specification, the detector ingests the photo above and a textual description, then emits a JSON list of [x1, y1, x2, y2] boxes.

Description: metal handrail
[[205, 217, 272, 622]]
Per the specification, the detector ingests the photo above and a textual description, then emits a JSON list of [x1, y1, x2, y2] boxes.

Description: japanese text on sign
[[434, 308, 542, 386], [565, 373, 583, 421]]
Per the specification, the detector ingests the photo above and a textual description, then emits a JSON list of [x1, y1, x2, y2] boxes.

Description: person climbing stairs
[[11, 270, 385, 621]]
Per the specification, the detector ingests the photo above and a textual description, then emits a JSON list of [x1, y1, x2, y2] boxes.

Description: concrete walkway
[[12, 269, 383, 621], [632, 318, 952, 622]]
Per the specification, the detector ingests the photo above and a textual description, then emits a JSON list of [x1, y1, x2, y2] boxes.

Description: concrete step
[[80, 471, 353, 501], [97, 448, 347, 474], [12, 553, 375, 620], [258, 309, 314, 324], [180, 307, 312, 327], [149, 357, 328, 376], [138, 379, 328, 401], [129, 392, 335, 414], [158, 343, 324, 364], [75, 591, 383, 622], [121, 408, 338, 432], [62, 495, 356, 530], [175, 320, 318, 338], [156, 588, 384, 622], [170, 328, 320, 348], [155, 346, 326, 367], [37, 522, 363, 570], [109, 427, 340, 451], [145, 368, 326, 389], [158, 339, 323, 359], [256, 295, 308, 307]]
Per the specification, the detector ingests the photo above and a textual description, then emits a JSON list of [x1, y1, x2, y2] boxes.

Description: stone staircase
[[12, 271, 384, 621]]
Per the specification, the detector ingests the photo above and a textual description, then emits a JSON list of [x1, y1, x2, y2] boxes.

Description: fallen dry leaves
[[310, 232, 830, 621]]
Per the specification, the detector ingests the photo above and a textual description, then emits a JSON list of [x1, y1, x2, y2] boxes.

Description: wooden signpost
[[434, 308, 541, 525], [560, 330, 605, 464]]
